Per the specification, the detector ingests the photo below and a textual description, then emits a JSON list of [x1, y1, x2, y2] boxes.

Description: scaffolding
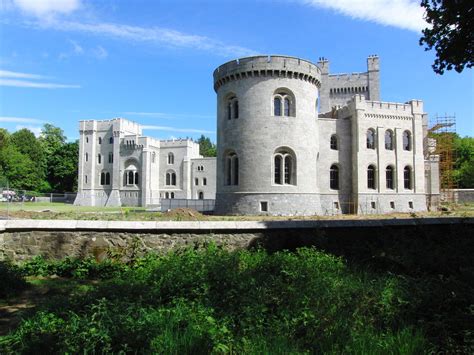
[[428, 114, 457, 203]]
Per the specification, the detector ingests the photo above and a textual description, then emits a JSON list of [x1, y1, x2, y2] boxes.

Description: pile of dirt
[[162, 208, 204, 220]]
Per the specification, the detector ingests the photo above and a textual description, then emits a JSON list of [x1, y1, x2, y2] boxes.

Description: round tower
[[214, 55, 322, 215]]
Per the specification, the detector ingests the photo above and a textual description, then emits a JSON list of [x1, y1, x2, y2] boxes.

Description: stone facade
[[75, 54, 440, 215], [74, 119, 216, 207]]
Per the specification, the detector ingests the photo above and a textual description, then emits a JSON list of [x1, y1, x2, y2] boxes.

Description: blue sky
[[0, 0, 472, 141]]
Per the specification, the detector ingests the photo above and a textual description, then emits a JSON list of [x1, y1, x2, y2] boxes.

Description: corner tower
[[213, 55, 322, 215]]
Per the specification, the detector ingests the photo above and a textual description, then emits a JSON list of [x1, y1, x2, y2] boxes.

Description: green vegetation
[[197, 134, 217, 157], [0, 125, 78, 192], [1, 241, 472, 353]]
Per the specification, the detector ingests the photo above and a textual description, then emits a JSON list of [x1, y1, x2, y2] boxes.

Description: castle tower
[[213, 55, 322, 215]]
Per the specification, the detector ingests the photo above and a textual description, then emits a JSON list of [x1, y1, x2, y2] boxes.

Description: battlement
[[213, 55, 321, 91], [79, 118, 142, 135], [159, 138, 197, 148]]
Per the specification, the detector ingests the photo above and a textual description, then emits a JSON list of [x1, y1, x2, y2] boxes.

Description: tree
[[454, 136, 474, 188], [420, 0, 474, 74], [48, 140, 79, 192], [197, 135, 217, 157], [0, 145, 40, 190], [39, 123, 66, 157]]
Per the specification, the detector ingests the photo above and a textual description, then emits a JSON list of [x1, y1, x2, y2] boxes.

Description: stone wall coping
[[0, 217, 472, 232]]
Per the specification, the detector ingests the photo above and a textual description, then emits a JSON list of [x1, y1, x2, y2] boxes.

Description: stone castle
[[74, 55, 440, 215]]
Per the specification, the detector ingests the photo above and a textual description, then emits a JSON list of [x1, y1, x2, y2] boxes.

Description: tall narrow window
[[171, 192, 175, 199], [100, 172, 105, 185], [198, 191, 204, 200], [274, 155, 282, 184], [386, 166, 394, 189], [274, 97, 282, 116], [274, 149, 296, 185], [403, 131, 411, 151], [203, 178, 207, 186], [98, 137, 102, 144], [367, 165, 376, 189], [225, 152, 239, 185], [109, 137, 114, 144], [330, 135, 338, 150], [195, 178, 199, 186], [367, 129, 375, 149], [166, 173, 170, 186], [227, 102, 232, 120], [86, 137, 89, 143], [168, 153, 174, 165], [105, 172, 110, 185], [330, 164, 339, 190], [134, 172, 139, 185], [85, 153, 88, 162], [85, 175, 88, 184], [108, 152, 113, 163], [404, 166, 412, 189], [171, 172, 176, 186], [284, 98, 290, 116], [128, 171, 134, 185], [385, 130, 394, 150], [233, 100, 239, 119], [98, 154, 102, 164]]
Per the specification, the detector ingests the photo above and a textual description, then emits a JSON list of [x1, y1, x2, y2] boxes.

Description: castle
[[74, 55, 440, 215]]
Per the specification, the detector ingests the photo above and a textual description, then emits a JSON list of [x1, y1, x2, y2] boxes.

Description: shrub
[[0, 261, 27, 298]]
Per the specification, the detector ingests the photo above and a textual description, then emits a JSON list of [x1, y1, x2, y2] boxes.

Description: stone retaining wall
[[1, 218, 472, 262]]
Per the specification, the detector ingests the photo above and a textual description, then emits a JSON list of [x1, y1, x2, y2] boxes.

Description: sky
[[0, 0, 472, 142]]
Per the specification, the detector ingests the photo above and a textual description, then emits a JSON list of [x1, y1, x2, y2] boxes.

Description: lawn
[[0, 201, 473, 221]]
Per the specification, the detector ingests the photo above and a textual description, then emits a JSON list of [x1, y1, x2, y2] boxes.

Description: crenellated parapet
[[213, 55, 321, 92]]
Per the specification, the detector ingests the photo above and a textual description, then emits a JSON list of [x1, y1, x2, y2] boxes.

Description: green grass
[[1, 242, 472, 354]]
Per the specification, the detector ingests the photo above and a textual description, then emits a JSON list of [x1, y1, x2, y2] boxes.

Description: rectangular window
[[333, 201, 339, 209], [195, 178, 198, 186], [408, 201, 413, 209], [260, 201, 268, 212], [203, 178, 207, 186], [371, 201, 376, 209], [390, 201, 395, 209]]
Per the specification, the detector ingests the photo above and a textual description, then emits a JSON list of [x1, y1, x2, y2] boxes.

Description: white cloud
[[301, 0, 426, 32], [13, 0, 80, 17], [15, 125, 43, 137], [71, 40, 84, 54], [0, 116, 45, 124], [123, 112, 214, 120], [0, 78, 80, 88], [0, 69, 80, 88], [141, 125, 215, 134], [34, 20, 257, 57], [0, 69, 45, 79]]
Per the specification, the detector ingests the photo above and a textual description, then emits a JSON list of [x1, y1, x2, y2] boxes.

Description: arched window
[[273, 89, 295, 117], [367, 165, 376, 189], [165, 192, 169, 199], [168, 153, 174, 165], [85, 153, 88, 162], [109, 137, 113, 144], [195, 178, 199, 186], [86, 137, 89, 143], [124, 161, 139, 186], [403, 131, 411, 151], [198, 191, 204, 200], [100, 172, 105, 185], [98, 137, 102, 144], [274, 97, 282, 116], [105, 172, 110, 185], [386, 166, 394, 189], [367, 129, 376, 149], [274, 148, 296, 185], [171, 192, 175, 199], [98, 154, 102, 164], [134, 172, 139, 185], [385, 130, 394, 150], [203, 178, 207, 185], [108, 152, 113, 163], [330, 164, 339, 190], [225, 95, 238, 120], [166, 171, 177, 186], [128, 171, 134, 185], [404, 166, 412, 189], [225, 152, 239, 186], [330, 135, 338, 150]]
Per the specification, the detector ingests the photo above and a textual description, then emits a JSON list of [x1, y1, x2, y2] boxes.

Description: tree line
[[0, 125, 78, 193]]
